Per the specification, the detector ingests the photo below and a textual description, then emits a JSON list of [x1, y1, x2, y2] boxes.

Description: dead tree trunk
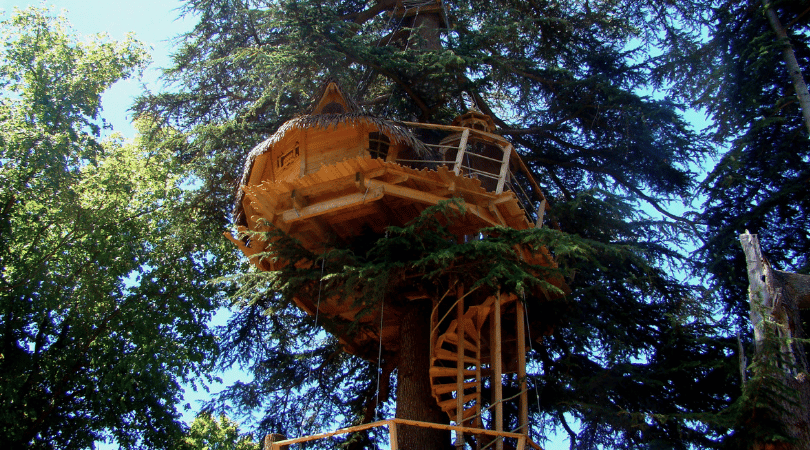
[[739, 231, 810, 449]]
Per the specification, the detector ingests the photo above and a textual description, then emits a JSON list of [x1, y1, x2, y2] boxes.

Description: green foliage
[[659, 0, 810, 445], [694, 0, 810, 324], [215, 200, 731, 448], [0, 8, 228, 449], [183, 412, 259, 450], [136, 0, 736, 448]]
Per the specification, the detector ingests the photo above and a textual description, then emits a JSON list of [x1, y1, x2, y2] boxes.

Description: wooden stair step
[[432, 381, 478, 395], [466, 306, 491, 328], [438, 393, 477, 411], [430, 367, 477, 378], [442, 333, 478, 349], [433, 348, 478, 364]]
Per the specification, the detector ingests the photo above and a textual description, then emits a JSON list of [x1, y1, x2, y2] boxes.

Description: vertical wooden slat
[[456, 284, 465, 449], [430, 296, 439, 362], [495, 144, 512, 194], [475, 315, 483, 450], [516, 300, 528, 434], [534, 199, 546, 229], [492, 289, 503, 450], [300, 129, 308, 176], [454, 129, 470, 175], [389, 420, 399, 450]]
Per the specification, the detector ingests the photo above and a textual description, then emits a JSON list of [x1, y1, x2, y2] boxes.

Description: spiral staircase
[[429, 289, 529, 448]]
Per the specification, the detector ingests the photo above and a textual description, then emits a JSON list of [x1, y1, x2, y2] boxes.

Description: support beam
[[281, 187, 384, 222], [516, 300, 528, 434], [456, 284, 466, 449], [491, 290, 503, 450]]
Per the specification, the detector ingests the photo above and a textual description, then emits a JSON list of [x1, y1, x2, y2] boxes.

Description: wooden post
[[389, 420, 399, 450], [454, 129, 470, 175], [534, 199, 546, 229], [495, 144, 512, 194], [516, 300, 528, 435], [456, 284, 466, 449], [475, 327, 483, 448], [300, 130, 308, 177], [491, 289, 504, 450], [264, 434, 288, 450], [431, 297, 439, 362]]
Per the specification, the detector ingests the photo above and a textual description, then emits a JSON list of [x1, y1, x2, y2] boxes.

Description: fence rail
[[267, 418, 544, 450]]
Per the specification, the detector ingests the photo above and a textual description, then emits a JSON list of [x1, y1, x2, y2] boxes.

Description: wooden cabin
[[227, 82, 564, 450]]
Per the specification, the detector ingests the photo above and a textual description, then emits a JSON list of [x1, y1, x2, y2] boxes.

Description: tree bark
[[773, 269, 810, 310], [740, 232, 810, 450], [395, 299, 451, 450], [762, 0, 810, 135]]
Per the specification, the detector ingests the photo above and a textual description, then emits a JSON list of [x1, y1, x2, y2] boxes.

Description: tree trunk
[[740, 231, 810, 449], [762, 0, 810, 135], [395, 299, 451, 450], [773, 269, 810, 310]]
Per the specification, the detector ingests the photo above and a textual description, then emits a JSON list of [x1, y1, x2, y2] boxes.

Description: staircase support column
[[516, 300, 528, 434], [455, 284, 465, 449], [475, 331, 483, 448], [491, 290, 504, 450]]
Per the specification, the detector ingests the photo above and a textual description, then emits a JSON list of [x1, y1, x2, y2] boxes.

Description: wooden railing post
[[491, 289, 504, 450], [495, 144, 512, 194], [516, 300, 528, 434], [389, 420, 399, 450], [456, 284, 466, 449], [453, 129, 470, 175]]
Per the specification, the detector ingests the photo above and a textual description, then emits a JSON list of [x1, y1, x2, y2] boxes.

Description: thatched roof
[[232, 79, 439, 224], [233, 112, 431, 223], [306, 79, 362, 115]]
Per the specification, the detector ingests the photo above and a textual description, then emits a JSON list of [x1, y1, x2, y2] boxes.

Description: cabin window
[[277, 142, 300, 168], [368, 132, 390, 160]]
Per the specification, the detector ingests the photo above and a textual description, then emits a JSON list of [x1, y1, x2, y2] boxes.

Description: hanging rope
[[374, 293, 385, 422], [299, 256, 327, 435], [521, 290, 543, 445]]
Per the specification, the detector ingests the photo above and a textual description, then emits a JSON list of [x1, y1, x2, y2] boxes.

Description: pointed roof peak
[[307, 79, 362, 115]]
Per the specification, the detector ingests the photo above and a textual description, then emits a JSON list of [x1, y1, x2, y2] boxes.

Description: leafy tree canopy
[[0, 7, 230, 448], [183, 412, 259, 450]]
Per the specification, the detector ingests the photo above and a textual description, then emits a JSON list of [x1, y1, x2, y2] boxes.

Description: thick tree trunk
[[395, 299, 451, 450]]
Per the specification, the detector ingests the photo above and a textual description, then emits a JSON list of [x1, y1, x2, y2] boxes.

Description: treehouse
[[227, 82, 565, 450]]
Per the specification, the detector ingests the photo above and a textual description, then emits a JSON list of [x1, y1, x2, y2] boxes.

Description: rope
[[299, 257, 327, 435], [375, 293, 385, 421], [521, 291, 542, 444], [431, 283, 481, 335]]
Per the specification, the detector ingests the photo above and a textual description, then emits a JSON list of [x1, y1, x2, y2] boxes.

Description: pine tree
[[137, 1, 735, 447], [670, 0, 810, 446]]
